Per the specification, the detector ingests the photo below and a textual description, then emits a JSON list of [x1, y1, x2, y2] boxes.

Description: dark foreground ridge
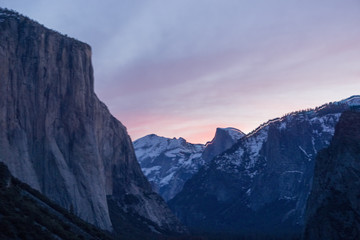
[[0, 162, 113, 240], [304, 110, 360, 239]]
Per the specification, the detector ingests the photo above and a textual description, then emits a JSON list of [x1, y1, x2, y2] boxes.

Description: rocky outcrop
[[202, 127, 245, 162], [0, 8, 185, 235], [134, 128, 244, 201], [303, 110, 360, 240], [169, 98, 359, 237]]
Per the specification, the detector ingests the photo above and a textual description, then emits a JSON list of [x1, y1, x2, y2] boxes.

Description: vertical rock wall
[[0, 9, 184, 234]]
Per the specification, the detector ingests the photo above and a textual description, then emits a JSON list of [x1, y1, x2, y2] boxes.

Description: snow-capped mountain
[[134, 135, 205, 201], [134, 128, 244, 201], [169, 96, 360, 237]]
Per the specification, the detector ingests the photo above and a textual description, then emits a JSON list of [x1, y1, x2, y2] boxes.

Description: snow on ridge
[[134, 133, 206, 200], [215, 126, 268, 172], [164, 148, 181, 158], [134, 134, 166, 148], [279, 121, 287, 130], [142, 166, 161, 175], [245, 126, 269, 169], [134, 134, 204, 160], [0, 11, 19, 22], [159, 172, 175, 187], [247, 118, 281, 138], [135, 134, 203, 149], [310, 113, 341, 135], [0, 10, 19, 17], [220, 127, 245, 141], [214, 103, 344, 173], [213, 99, 350, 174], [205, 127, 245, 147], [247, 97, 352, 138], [338, 95, 360, 106], [134, 134, 171, 160]]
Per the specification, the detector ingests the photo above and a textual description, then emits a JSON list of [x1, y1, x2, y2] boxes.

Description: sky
[[1, 0, 360, 143]]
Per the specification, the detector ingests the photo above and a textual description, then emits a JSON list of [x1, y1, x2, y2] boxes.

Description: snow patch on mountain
[[279, 121, 287, 130], [338, 95, 360, 106], [220, 127, 245, 141], [134, 134, 205, 201], [160, 172, 176, 187], [299, 146, 311, 160], [246, 127, 269, 169], [310, 113, 341, 135], [142, 166, 162, 175]]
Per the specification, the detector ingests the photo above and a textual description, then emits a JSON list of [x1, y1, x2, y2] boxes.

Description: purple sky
[[2, 0, 360, 143]]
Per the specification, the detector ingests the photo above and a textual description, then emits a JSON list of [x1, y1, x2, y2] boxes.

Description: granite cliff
[[202, 127, 245, 163], [0, 8, 184, 236]]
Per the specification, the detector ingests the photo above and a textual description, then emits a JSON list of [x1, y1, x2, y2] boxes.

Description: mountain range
[[168, 96, 360, 238], [134, 127, 244, 201], [133, 95, 360, 238], [169, 97, 360, 237]]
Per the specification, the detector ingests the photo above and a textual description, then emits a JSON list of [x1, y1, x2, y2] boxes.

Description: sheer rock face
[[169, 100, 358, 237], [202, 127, 245, 162], [0, 9, 184, 233], [304, 110, 360, 240]]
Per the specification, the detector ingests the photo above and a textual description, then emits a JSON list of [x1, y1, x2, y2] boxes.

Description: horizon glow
[[1, 0, 360, 144]]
